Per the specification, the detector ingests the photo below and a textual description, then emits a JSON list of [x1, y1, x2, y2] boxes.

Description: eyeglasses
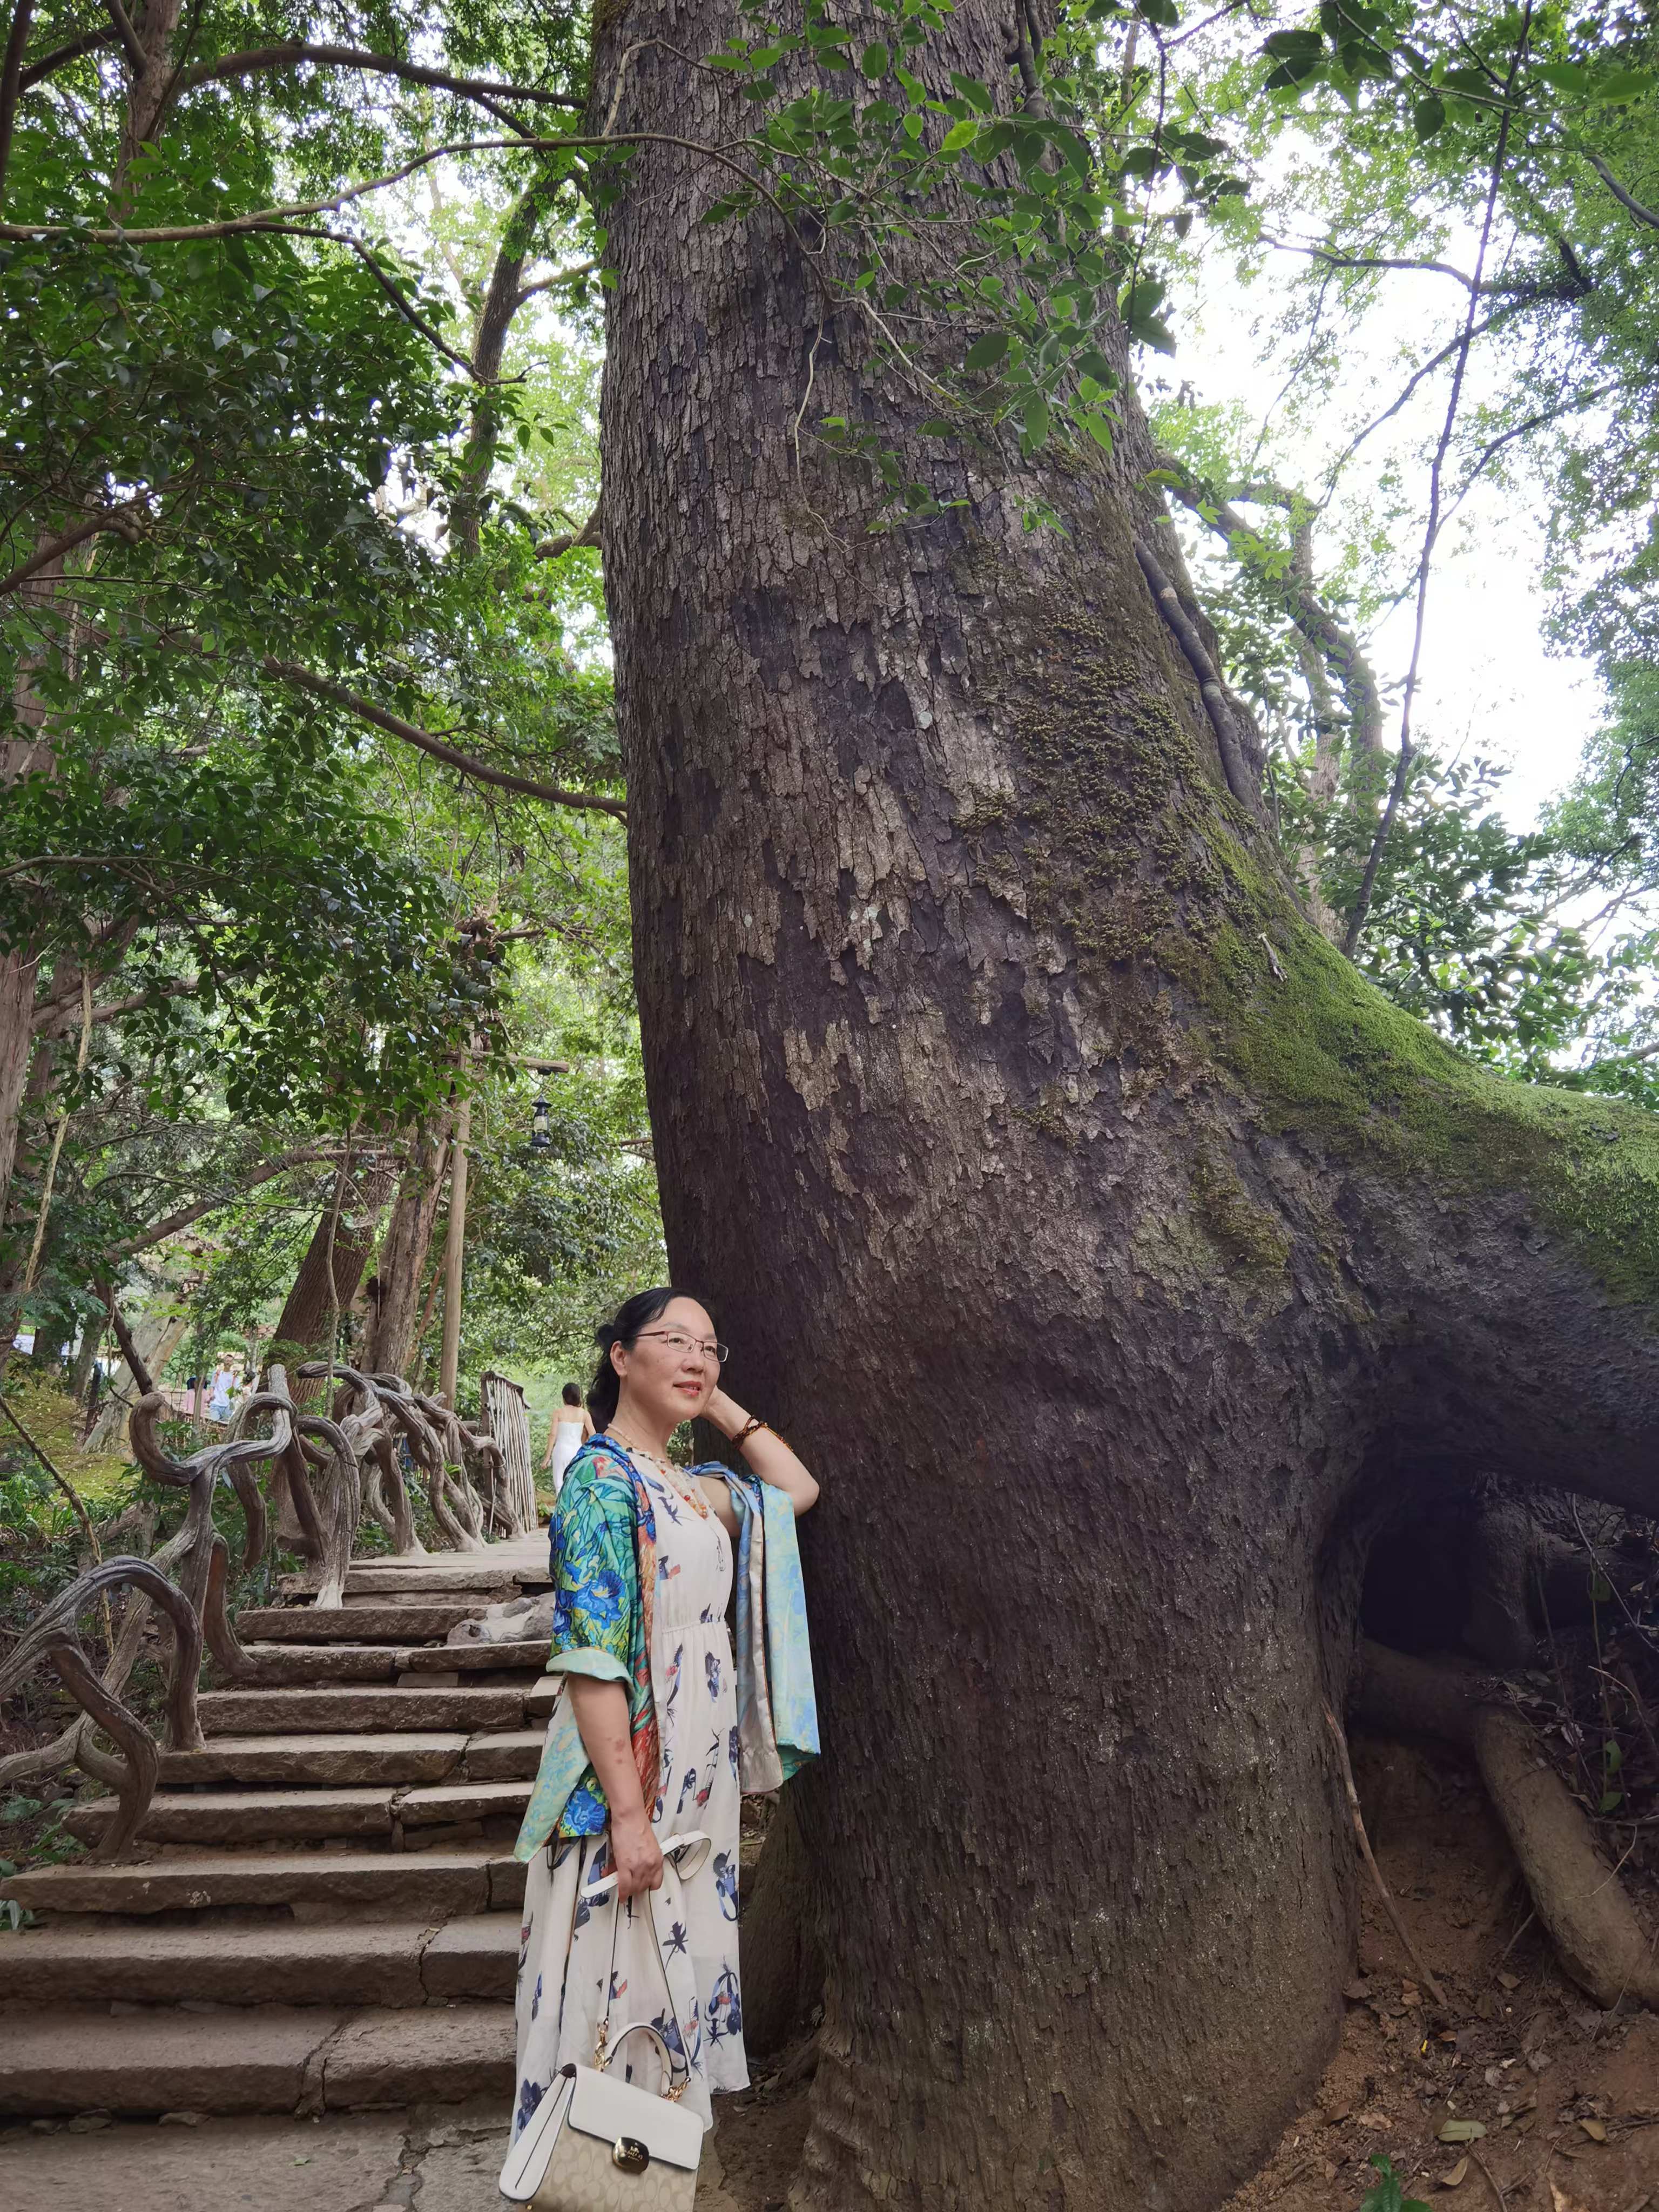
[[634, 1329, 729, 1366]]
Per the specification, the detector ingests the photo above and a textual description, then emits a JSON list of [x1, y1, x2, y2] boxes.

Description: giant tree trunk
[[593, 11, 1659, 2209]]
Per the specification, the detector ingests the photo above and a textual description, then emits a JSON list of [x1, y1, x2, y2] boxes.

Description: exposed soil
[[709, 1732, 1659, 2212]]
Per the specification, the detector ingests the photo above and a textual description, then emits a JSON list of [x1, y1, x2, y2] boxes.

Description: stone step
[[0, 1847, 526, 1919], [65, 1786, 400, 1847], [0, 1999, 514, 2115], [198, 1681, 544, 1736], [462, 1727, 547, 1782], [282, 1561, 542, 1597], [159, 1732, 470, 1788], [231, 1644, 402, 1685], [0, 1913, 518, 2007], [239, 1601, 487, 1642], [64, 1779, 535, 1849], [398, 1638, 549, 1674]]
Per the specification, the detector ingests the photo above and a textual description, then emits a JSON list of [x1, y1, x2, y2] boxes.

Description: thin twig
[[1343, 3, 1535, 957], [1323, 1700, 1451, 2009], [1471, 2148, 1509, 2212], [0, 1392, 101, 1563]]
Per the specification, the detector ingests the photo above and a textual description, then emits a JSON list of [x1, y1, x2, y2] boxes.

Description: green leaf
[[1021, 390, 1050, 447], [1588, 69, 1654, 103], [1599, 1788, 1625, 1813], [1078, 408, 1114, 452], [859, 42, 890, 77], [1533, 60, 1591, 94], [1413, 95, 1445, 140], [940, 118, 980, 154], [964, 330, 1009, 371]]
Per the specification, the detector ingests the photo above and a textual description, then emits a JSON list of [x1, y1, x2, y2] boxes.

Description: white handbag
[[499, 1833, 710, 2212]]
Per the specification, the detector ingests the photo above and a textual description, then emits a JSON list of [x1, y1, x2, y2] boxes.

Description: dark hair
[[587, 1286, 709, 1426], [561, 1381, 581, 1406]]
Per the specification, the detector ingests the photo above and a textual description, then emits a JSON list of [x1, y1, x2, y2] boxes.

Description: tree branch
[[168, 43, 583, 109], [0, 503, 144, 598], [17, 24, 113, 91], [95, 1280, 153, 1393], [534, 503, 602, 560], [0, 0, 34, 211], [31, 976, 197, 1037], [515, 257, 598, 308], [100, 0, 144, 75], [259, 658, 626, 819], [109, 1148, 348, 1259], [1582, 150, 1659, 234]]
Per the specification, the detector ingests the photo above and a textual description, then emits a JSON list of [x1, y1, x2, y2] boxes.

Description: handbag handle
[[589, 1843, 706, 2098]]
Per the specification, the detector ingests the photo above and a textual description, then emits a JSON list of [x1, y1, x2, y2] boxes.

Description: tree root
[[1352, 1639, 1659, 2010]]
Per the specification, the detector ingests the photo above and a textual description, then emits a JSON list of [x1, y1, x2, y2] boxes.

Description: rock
[[65, 2113, 112, 2134], [159, 2112, 206, 2126]]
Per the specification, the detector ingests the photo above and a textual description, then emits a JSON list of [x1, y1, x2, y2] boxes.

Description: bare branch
[[18, 25, 114, 91], [1582, 149, 1659, 233], [168, 43, 583, 110], [31, 976, 198, 1037], [1261, 234, 1478, 291], [0, 503, 144, 598], [110, 1148, 348, 1258], [534, 503, 602, 561], [260, 658, 626, 819], [515, 256, 598, 307]]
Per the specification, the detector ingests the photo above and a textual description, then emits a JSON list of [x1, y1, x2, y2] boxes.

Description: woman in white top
[[540, 1382, 591, 1496]]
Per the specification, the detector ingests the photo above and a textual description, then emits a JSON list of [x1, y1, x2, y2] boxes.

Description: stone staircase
[[0, 1541, 553, 2123]]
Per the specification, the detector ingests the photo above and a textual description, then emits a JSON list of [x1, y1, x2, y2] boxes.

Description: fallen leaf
[[1498, 1971, 1521, 1991], [1550, 2182, 1588, 2212], [1344, 1979, 1371, 2001], [1439, 2157, 1469, 2188], [1579, 2119, 1608, 2143], [1439, 2121, 1488, 2143]]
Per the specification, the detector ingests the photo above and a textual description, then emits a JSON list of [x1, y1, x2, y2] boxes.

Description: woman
[[538, 1381, 591, 1498], [510, 1287, 819, 2142]]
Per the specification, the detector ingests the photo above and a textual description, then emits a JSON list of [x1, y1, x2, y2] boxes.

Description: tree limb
[[1582, 149, 1659, 234], [108, 1147, 347, 1258], [17, 25, 113, 91], [259, 658, 626, 818], [535, 503, 602, 560], [1134, 540, 1263, 815], [100, 0, 144, 75], [95, 1280, 154, 1394], [168, 43, 583, 109], [0, 504, 144, 598], [31, 976, 197, 1038], [0, 0, 34, 211], [515, 257, 598, 307]]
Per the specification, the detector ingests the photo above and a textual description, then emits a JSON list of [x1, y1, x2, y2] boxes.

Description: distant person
[[539, 1382, 591, 1497], [206, 1360, 240, 1426]]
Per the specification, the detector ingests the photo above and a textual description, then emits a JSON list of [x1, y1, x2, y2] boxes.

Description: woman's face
[[611, 1297, 720, 1432]]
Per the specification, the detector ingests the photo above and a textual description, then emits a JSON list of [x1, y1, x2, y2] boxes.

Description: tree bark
[[360, 1121, 449, 1379], [268, 1156, 396, 1365], [592, 10, 1659, 2208]]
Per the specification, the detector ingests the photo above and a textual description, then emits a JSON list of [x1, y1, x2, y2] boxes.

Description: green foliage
[[1360, 2154, 1432, 2212]]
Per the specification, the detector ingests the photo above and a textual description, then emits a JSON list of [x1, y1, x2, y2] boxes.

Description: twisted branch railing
[[0, 1556, 203, 1860], [0, 1358, 529, 1863]]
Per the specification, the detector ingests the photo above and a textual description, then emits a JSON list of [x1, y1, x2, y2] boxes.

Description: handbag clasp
[[612, 2136, 651, 2175]]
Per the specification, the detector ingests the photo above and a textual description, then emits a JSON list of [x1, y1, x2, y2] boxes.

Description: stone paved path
[[0, 1542, 553, 2135]]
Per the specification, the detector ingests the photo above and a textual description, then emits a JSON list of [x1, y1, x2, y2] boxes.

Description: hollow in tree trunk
[[592, 8, 1659, 2206]]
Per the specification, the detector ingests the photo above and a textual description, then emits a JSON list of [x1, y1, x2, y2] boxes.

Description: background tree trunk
[[269, 1156, 397, 1367], [593, 9, 1659, 2208], [361, 1122, 450, 1378]]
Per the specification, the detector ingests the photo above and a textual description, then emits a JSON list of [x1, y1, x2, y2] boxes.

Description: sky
[[1161, 225, 1603, 832]]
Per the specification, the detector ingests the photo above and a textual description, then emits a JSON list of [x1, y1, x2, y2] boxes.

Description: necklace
[[606, 1427, 711, 1519]]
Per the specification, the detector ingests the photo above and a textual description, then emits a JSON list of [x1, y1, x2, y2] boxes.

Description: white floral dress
[[512, 1456, 746, 2134]]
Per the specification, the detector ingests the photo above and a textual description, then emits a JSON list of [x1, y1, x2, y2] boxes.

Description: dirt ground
[[712, 1732, 1659, 2212]]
